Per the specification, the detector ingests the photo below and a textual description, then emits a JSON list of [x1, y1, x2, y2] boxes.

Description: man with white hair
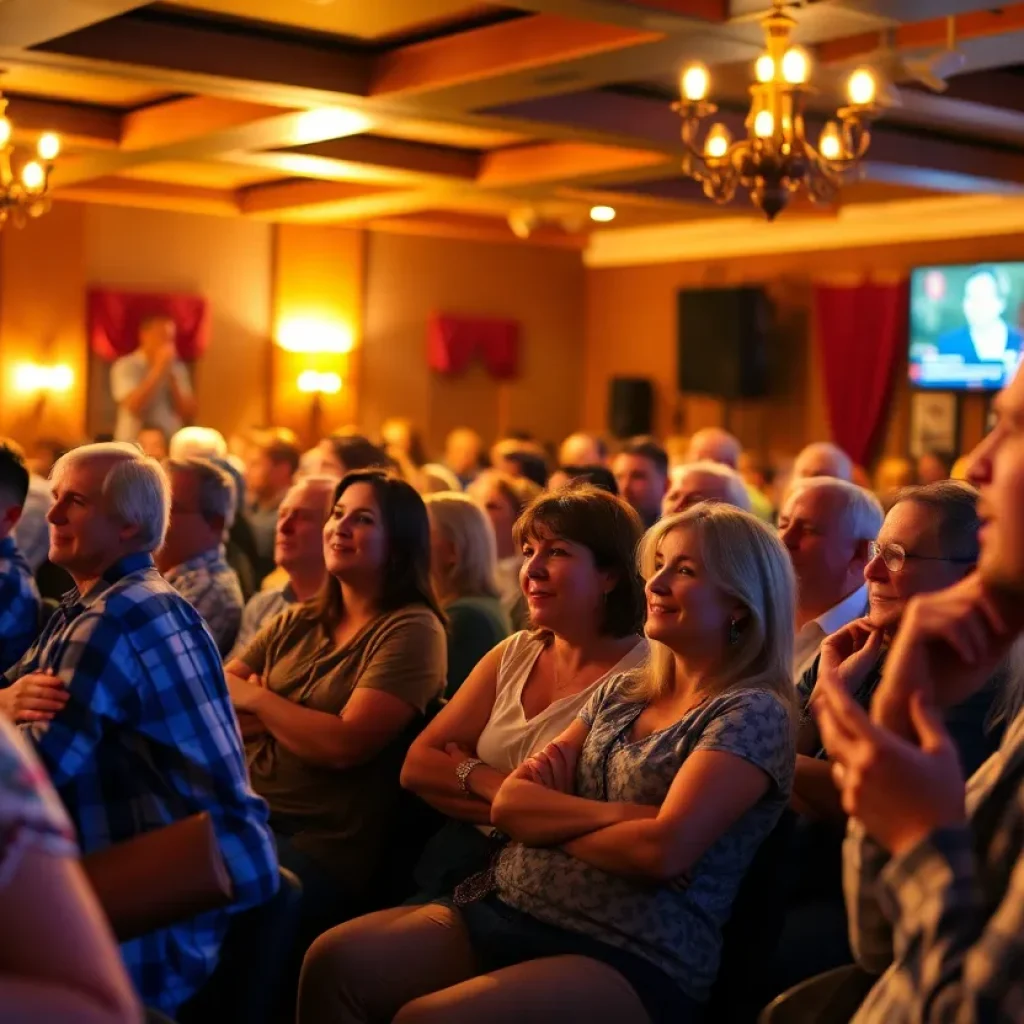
[[792, 441, 854, 483], [779, 477, 883, 682], [661, 460, 752, 517], [0, 442, 277, 1015], [229, 476, 334, 658], [159, 457, 244, 655], [687, 427, 775, 523]]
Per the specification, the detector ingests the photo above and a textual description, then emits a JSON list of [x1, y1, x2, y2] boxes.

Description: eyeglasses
[[868, 540, 975, 574]]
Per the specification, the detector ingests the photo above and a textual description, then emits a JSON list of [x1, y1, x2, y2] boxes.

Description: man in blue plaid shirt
[[0, 442, 278, 1015], [0, 441, 41, 674], [814, 360, 1024, 1022]]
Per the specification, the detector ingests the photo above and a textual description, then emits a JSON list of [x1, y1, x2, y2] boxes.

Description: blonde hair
[[425, 491, 500, 602], [625, 503, 797, 709]]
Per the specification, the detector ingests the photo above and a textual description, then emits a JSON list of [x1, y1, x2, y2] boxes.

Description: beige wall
[[361, 232, 586, 456], [83, 204, 274, 441]]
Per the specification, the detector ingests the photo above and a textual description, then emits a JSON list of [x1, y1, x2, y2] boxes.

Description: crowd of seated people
[[5, 403, 1024, 1024]]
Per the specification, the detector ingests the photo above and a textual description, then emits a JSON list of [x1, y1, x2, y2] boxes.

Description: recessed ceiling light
[[590, 205, 616, 223]]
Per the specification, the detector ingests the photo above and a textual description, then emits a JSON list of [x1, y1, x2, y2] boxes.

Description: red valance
[[88, 288, 210, 362], [813, 278, 909, 467], [427, 312, 520, 379]]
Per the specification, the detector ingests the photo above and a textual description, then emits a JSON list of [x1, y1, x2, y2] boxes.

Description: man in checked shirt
[[0, 440, 40, 673], [0, 441, 278, 1016], [813, 360, 1024, 1022]]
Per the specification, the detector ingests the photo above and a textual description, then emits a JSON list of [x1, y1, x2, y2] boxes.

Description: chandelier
[[0, 92, 60, 227], [674, 0, 880, 220]]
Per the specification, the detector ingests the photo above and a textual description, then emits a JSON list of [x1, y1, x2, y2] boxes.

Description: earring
[[728, 619, 740, 646]]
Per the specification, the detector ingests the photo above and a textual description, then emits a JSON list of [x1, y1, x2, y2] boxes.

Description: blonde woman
[[425, 493, 512, 696], [298, 504, 797, 1024]]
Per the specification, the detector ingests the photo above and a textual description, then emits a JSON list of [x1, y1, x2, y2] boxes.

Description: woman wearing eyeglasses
[[773, 480, 1011, 996]]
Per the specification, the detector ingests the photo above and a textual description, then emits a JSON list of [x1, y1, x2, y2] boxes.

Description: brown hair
[[312, 470, 445, 629], [486, 470, 542, 519], [249, 427, 301, 474], [513, 484, 645, 637]]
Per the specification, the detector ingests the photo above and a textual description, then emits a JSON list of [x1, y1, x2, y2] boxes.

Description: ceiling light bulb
[[589, 205, 616, 223], [704, 123, 731, 159], [753, 109, 775, 139], [755, 54, 775, 83], [847, 68, 877, 106], [819, 121, 842, 161], [37, 133, 60, 161], [681, 64, 710, 102], [781, 48, 809, 85], [21, 160, 44, 192]]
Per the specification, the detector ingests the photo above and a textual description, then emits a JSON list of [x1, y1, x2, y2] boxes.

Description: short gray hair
[[169, 426, 227, 461], [891, 480, 980, 562], [50, 442, 171, 552], [794, 442, 853, 482], [671, 460, 752, 512], [787, 477, 883, 543], [166, 457, 237, 530]]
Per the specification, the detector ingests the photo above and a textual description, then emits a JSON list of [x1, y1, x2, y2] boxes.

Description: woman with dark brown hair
[[396, 485, 647, 903], [224, 470, 447, 936]]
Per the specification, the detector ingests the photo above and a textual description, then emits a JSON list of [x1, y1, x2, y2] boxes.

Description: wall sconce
[[278, 317, 354, 354], [297, 370, 342, 394], [13, 362, 73, 394]]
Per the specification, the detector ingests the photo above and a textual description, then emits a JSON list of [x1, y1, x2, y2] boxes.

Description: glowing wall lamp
[[277, 317, 355, 355], [13, 362, 73, 394], [297, 370, 342, 395]]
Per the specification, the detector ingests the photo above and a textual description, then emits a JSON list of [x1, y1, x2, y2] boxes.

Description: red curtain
[[88, 288, 210, 362], [427, 312, 520, 379], [813, 279, 909, 467]]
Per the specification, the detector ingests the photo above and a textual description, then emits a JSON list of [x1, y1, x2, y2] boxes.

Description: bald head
[[662, 461, 752, 517], [686, 428, 741, 469], [793, 442, 853, 483], [559, 432, 606, 467]]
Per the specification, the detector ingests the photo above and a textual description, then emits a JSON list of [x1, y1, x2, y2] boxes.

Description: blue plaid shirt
[[0, 536, 40, 674], [3, 552, 278, 1013]]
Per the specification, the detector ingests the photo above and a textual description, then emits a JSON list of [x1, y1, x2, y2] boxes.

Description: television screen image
[[909, 262, 1024, 391]]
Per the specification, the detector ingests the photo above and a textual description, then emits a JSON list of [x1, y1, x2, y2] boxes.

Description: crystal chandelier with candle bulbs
[[675, 0, 880, 220], [0, 92, 61, 227]]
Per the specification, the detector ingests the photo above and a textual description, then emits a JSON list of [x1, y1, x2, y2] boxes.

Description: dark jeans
[[407, 818, 501, 905]]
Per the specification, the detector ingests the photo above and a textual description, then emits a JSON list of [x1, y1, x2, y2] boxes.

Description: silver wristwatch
[[455, 757, 484, 794]]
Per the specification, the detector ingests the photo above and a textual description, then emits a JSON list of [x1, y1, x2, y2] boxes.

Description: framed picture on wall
[[909, 390, 959, 458]]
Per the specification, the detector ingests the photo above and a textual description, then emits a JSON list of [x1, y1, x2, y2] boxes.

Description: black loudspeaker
[[677, 287, 771, 399], [608, 377, 653, 438]]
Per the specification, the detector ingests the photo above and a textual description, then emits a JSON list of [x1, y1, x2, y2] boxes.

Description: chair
[[758, 964, 877, 1024], [706, 810, 796, 1023], [176, 866, 303, 1024]]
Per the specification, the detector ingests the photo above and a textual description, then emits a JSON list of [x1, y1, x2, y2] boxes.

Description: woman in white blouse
[[400, 485, 647, 901]]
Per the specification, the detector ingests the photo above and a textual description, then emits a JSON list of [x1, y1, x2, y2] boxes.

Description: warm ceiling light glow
[[755, 54, 775, 83], [20, 160, 45, 192], [14, 362, 73, 394], [293, 107, 372, 145], [819, 121, 842, 161], [753, 109, 774, 138], [297, 370, 342, 395], [589, 205, 616, 223], [680, 64, 710, 102], [277, 317, 355, 354], [0, 118, 11, 148], [781, 47, 809, 85], [704, 123, 731, 159], [847, 68, 877, 107], [37, 133, 60, 161]]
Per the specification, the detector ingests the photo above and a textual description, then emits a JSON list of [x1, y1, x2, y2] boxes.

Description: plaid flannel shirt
[[164, 546, 244, 657], [3, 552, 278, 1014], [844, 708, 1024, 1022], [0, 536, 40, 674]]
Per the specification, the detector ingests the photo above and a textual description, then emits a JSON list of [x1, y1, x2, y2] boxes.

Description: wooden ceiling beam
[[121, 97, 292, 151], [0, 0, 147, 48], [237, 179, 396, 216], [370, 13, 663, 97], [477, 141, 668, 188], [5, 95, 122, 148], [284, 136, 481, 181], [56, 176, 239, 217]]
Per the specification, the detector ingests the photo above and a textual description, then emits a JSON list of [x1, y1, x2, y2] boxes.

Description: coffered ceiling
[[2, 0, 1023, 245]]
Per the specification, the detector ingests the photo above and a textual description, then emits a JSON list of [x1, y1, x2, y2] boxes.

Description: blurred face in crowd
[[969, 367, 1024, 592], [382, 419, 412, 459], [137, 428, 168, 462], [864, 500, 973, 631], [48, 456, 138, 583], [323, 481, 387, 582], [916, 453, 949, 486], [613, 453, 667, 524], [559, 433, 603, 467], [469, 470, 517, 557], [445, 429, 483, 478], [275, 481, 332, 576], [139, 316, 176, 361], [160, 466, 221, 571], [779, 485, 864, 616], [245, 446, 292, 504], [519, 523, 612, 635], [662, 466, 734, 518], [644, 525, 740, 653]]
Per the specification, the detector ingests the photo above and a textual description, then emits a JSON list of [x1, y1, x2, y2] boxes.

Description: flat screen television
[[909, 261, 1024, 391]]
